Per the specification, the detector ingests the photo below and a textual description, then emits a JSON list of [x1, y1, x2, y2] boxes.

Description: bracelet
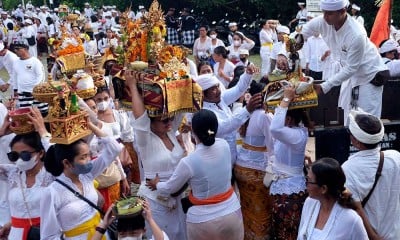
[[95, 226, 106, 235]]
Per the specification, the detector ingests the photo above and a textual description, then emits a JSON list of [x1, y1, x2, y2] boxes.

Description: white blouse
[[298, 198, 368, 240], [236, 109, 275, 171], [40, 137, 122, 240], [157, 139, 241, 223], [131, 112, 185, 207], [269, 106, 307, 195], [213, 60, 235, 88], [202, 73, 252, 165], [0, 136, 52, 238]]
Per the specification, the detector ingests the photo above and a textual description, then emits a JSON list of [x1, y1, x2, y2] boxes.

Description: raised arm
[[124, 70, 146, 119]]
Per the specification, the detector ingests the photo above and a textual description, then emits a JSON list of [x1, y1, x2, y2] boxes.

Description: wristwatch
[[283, 97, 291, 103]]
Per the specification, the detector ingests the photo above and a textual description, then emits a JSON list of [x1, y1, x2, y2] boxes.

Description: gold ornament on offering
[[264, 34, 317, 111], [112, 0, 202, 117], [32, 76, 70, 104]]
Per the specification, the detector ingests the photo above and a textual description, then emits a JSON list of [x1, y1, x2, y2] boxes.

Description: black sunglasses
[[7, 151, 37, 162]]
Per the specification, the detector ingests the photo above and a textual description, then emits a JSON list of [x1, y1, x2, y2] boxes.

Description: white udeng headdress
[[320, 0, 350, 11], [348, 109, 384, 144], [195, 74, 220, 91]]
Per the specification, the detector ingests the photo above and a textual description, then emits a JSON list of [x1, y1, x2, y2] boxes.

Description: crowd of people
[[0, 0, 399, 240]]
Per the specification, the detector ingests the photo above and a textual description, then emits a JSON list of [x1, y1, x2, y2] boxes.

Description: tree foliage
[[1, 0, 399, 35]]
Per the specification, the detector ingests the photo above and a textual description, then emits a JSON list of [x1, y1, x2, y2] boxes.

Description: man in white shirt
[[0, 41, 18, 92], [84, 2, 95, 19], [195, 65, 261, 166], [135, 6, 146, 20], [12, 42, 48, 115], [38, 6, 51, 27], [379, 38, 400, 78], [302, 0, 388, 125], [303, 33, 329, 80], [270, 25, 290, 73], [289, 2, 307, 28], [350, 3, 365, 30], [342, 109, 400, 240], [21, 19, 38, 58], [1, 11, 12, 28]]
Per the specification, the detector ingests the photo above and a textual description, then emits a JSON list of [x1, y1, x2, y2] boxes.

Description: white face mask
[[210, 34, 217, 39], [96, 100, 109, 111], [233, 40, 241, 47], [16, 155, 38, 171], [119, 234, 143, 240]]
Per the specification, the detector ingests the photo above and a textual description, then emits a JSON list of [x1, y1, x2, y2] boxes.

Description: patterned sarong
[[234, 165, 272, 240], [271, 191, 307, 240]]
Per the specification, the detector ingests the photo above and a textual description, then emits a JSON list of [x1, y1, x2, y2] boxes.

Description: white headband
[[195, 74, 220, 91], [320, 0, 349, 11], [348, 109, 384, 144], [379, 39, 398, 54]]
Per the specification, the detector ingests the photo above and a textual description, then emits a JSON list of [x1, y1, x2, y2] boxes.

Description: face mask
[[96, 101, 109, 111], [210, 34, 217, 39], [233, 40, 241, 47], [119, 234, 143, 240], [72, 161, 93, 175], [16, 155, 38, 171], [240, 57, 247, 63]]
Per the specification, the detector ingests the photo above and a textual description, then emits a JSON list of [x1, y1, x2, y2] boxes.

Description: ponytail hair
[[311, 158, 357, 210], [44, 139, 87, 176], [192, 109, 218, 146]]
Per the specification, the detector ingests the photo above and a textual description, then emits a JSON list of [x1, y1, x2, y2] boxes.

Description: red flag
[[370, 0, 392, 47]]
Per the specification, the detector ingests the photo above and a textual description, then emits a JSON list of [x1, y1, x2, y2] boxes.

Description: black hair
[[197, 61, 212, 74], [97, 31, 106, 39], [192, 109, 218, 146], [213, 46, 229, 59], [227, 66, 245, 89], [311, 158, 356, 210], [10, 132, 45, 161], [239, 81, 266, 137], [44, 139, 87, 176], [198, 25, 208, 32], [233, 32, 244, 42], [46, 16, 53, 24], [95, 86, 111, 96], [6, 22, 13, 30], [117, 214, 145, 232], [354, 114, 382, 149], [287, 108, 312, 128], [86, 31, 95, 40], [90, 15, 98, 23]]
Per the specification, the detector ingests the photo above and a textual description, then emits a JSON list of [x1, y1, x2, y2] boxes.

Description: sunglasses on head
[[7, 151, 36, 162]]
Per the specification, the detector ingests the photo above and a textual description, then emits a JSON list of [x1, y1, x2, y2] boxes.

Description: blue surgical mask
[[72, 161, 93, 175]]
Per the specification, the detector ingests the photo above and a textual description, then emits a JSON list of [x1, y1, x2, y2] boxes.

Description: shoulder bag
[[55, 179, 118, 240], [361, 151, 384, 207], [27, 36, 36, 46], [18, 173, 40, 240]]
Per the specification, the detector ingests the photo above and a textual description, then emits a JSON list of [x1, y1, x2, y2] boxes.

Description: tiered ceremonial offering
[[265, 34, 318, 111], [32, 75, 92, 144], [112, 0, 202, 117]]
